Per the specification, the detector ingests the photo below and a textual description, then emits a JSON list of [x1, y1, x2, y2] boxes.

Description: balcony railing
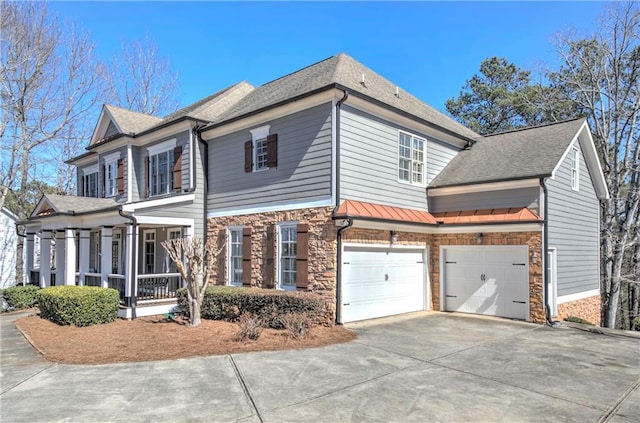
[[84, 273, 102, 287], [107, 275, 126, 303], [137, 273, 181, 301]]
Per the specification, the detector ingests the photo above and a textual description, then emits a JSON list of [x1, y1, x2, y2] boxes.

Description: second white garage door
[[442, 246, 529, 320], [341, 246, 426, 323]]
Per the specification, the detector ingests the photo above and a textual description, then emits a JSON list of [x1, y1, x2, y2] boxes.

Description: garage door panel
[[342, 248, 426, 323], [443, 247, 529, 320]]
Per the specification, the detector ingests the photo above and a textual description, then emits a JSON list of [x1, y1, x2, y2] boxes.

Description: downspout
[[333, 90, 350, 324], [194, 124, 208, 244], [540, 178, 553, 325], [119, 208, 138, 319]]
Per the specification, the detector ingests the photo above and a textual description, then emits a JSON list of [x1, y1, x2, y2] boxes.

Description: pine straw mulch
[[15, 314, 356, 365]]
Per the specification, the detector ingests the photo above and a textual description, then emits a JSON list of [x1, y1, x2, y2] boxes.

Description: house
[[1, 207, 19, 288], [21, 53, 608, 325]]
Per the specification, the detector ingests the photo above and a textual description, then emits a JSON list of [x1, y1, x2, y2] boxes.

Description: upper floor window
[[398, 131, 426, 186], [145, 139, 182, 198], [83, 165, 99, 198], [103, 152, 120, 198], [570, 147, 579, 191], [245, 125, 278, 173]]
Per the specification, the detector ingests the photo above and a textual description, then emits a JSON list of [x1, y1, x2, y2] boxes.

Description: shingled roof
[[31, 194, 119, 218], [429, 118, 587, 188], [104, 105, 163, 135], [211, 53, 480, 141]]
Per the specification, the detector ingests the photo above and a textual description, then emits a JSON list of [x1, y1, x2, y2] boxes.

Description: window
[[398, 131, 426, 185], [245, 125, 277, 173], [111, 231, 122, 274], [84, 171, 98, 198], [89, 231, 101, 273], [570, 147, 579, 191], [228, 228, 243, 286], [143, 230, 156, 274], [279, 224, 297, 290], [105, 160, 117, 197], [165, 228, 182, 273], [150, 150, 174, 196]]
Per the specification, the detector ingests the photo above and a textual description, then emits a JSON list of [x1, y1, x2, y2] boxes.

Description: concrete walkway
[[1, 311, 638, 422]]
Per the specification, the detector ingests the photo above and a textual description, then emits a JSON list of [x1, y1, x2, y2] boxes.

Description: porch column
[[40, 231, 52, 288], [124, 223, 135, 304], [25, 232, 35, 284], [55, 231, 65, 286], [101, 226, 113, 288], [64, 228, 77, 285], [78, 229, 90, 285]]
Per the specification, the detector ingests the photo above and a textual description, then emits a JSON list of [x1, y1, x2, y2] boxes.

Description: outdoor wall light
[[390, 231, 399, 245], [476, 233, 484, 245]]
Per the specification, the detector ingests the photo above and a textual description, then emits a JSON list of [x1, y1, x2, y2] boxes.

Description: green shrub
[[177, 286, 330, 328], [564, 316, 595, 326], [37, 286, 119, 326], [632, 317, 640, 331], [2, 285, 40, 310]]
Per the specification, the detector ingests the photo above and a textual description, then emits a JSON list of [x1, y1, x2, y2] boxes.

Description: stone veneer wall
[[207, 207, 337, 312], [341, 228, 545, 323], [557, 295, 601, 326]]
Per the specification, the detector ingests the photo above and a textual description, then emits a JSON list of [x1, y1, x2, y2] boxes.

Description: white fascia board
[[428, 179, 540, 196], [89, 107, 122, 147], [82, 164, 99, 175], [121, 194, 195, 212], [89, 137, 131, 155], [207, 197, 333, 218], [345, 96, 469, 149], [577, 122, 609, 199], [557, 289, 600, 305], [551, 131, 581, 180], [134, 216, 193, 226], [69, 153, 98, 167], [201, 90, 338, 140], [102, 151, 121, 164], [350, 219, 542, 234], [146, 138, 177, 156]]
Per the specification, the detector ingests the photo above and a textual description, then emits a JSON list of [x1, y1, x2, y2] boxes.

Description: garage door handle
[[512, 301, 526, 304], [445, 261, 457, 264], [385, 274, 389, 281], [446, 295, 457, 298], [512, 263, 526, 266]]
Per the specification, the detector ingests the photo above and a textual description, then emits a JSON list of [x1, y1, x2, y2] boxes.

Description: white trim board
[[557, 289, 600, 305], [121, 194, 196, 212], [428, 179, 540, 196], [207, 197, 333, 218]]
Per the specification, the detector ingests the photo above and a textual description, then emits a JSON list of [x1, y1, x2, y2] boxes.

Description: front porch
[[24, 224, 187, 318]]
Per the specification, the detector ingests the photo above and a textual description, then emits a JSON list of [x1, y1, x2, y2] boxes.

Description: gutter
[[540, 178, 553, 325], [335, 218, 353, 325], [119, 208, 138, 319]]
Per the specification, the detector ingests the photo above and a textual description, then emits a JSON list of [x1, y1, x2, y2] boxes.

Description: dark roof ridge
[[161, 81, 248, 121], [258, 54, 338, 88], [483, 117, 586, 138]]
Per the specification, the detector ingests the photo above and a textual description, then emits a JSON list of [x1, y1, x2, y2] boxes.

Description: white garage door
[[442, 246, 529, 320], [341, 246, 426, 323]]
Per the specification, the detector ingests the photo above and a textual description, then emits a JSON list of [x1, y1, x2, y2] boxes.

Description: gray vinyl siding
[[340, 105, 460, 211], [547, 141, 600, 297], [132, 131, 190, 202], [75, 147, 128, 203], [429, 187, 541, 214], [208, 103, 332, 212]]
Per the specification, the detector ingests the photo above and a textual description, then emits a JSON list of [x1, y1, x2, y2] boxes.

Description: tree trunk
[[190, 297, 201, 327]]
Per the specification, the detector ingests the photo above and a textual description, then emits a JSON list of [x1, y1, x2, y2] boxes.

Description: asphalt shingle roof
[[34, 194, 119, 217], [215, 53, 480, 140], [430, 118, 586, 188], [104, 105, 163, 135]]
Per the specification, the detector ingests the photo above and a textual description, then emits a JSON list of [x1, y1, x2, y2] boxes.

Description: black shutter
[[117, 159, 125, 195], [242, 227, 252, 287], [144, 156, 149, 198], [244, 140, 253, 173], [173, 146, 182, 192], [100, 164, 106, 197], [265, 225, 275, 288], [267, 134, 278, 168], [296, 224, 309, 289]]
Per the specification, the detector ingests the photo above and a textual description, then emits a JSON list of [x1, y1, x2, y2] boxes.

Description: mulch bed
[[15, 314, 356, 365]]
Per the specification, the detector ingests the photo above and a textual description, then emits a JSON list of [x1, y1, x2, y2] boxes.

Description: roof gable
[[31, 194, 119, 218], [89, 105, 162, 147]]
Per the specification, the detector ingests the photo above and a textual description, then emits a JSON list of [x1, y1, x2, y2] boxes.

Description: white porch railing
[[137, 273, 182, 302]]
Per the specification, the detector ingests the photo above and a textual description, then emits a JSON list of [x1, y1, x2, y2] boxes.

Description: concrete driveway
[[1, 311, 638, 423]]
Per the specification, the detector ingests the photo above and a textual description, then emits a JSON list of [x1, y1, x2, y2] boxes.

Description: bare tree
[[105, 36, 180, 116], [162, 238, 224, 327], [549, 2, 640, 328], [0, 1, 103, 213]]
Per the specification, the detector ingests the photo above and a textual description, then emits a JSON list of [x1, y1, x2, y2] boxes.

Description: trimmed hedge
[[177, 286, 331, 328], [564, 316, 595, 326], [2, 285, 40, 311], [37, 286, 119, 326]]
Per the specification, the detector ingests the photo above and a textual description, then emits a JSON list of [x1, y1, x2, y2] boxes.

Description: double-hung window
[[103, 152, 120, 197], [143, 230, 156, 274], [228, 227, 243, 286], [245, 125, 277, 173], [398, 131, 426, 186], [279, 224, 297, 290], [147, 139, 177, 197], [570, 147, 579, 191], [83, 165, 99, 198], [255, 137, 268, 171]]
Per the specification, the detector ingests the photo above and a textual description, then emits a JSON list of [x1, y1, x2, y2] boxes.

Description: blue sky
[[49, 1, 607, 114]]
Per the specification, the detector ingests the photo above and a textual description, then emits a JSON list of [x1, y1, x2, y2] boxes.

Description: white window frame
[[250, 125, 271, 172], [397, 130, 426, 186], [570, 147, 580, 191], [147, 139, 177, 197], [277, 222, 298, 291], [227, 226, 244, 287], [83, 164, 99, 198], [111, 230, 123, 274], [89, 230, 101, 273], [165, 228, 182, 272], [143, 229, 156, 274]]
